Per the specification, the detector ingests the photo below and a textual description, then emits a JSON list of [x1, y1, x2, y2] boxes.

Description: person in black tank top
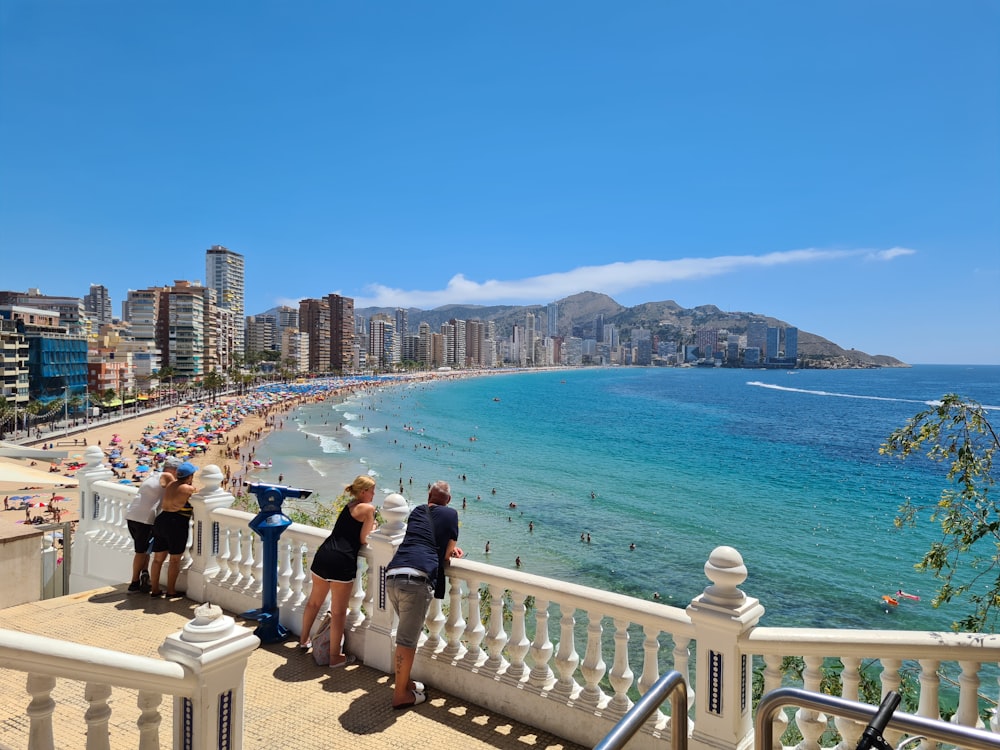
[[299, 475, 378, 666]]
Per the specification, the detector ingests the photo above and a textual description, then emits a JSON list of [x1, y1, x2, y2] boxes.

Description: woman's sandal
[[297, 642, 311, 651], [392, 689, 427, 710]]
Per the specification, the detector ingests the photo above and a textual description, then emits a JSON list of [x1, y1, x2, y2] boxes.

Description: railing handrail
[[0, 628, 194, 695], [747, 626, 1000, 659], [453, 557, 696, 634], [755, 687, 1000, 750], [594, 670, 688, 750]]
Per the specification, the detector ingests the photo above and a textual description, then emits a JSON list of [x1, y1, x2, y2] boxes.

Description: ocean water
[[256, 365, 1000, 631]]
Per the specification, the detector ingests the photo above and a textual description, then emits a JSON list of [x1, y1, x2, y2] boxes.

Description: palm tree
[[203, 371, 225, 402]]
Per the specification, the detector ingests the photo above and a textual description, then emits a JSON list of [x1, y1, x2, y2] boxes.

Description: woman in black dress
[[299, 475, 377, 666]]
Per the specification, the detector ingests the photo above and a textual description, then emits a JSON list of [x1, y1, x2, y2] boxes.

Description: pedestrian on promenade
[[299, 475, 378, 667], [149, 462, 197, 598], [126, 456, 182, 593], [385, 480, 463, 709]]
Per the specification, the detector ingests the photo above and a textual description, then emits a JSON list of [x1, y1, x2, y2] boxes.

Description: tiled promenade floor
[[0, 587, 585, 750]]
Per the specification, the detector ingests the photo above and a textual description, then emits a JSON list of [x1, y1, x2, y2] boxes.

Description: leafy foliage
[[880, 395, 999, 632]]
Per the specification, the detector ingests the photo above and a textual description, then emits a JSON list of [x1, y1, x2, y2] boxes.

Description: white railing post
[[186, 464, 235, 602], [359, 492, 409, 672], [159, 602, 259, 750], [686, 546, 765, 750], [70, 446, 116, 594]]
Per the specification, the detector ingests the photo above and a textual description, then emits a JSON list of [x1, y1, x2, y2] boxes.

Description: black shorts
[[310, 547, 358, 583], [127, 520, 154, 554], [152, 511, 191, 555]]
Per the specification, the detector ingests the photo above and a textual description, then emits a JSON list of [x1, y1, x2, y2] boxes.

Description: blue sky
[[1, 2, 997, 365]]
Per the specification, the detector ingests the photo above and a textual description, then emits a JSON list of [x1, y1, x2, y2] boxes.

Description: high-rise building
[[327, 294, 355, 373], [368, 314, 395, 370], [84, 284, 113, 327], [784, 327, 798, 361], [162, 280, 207, 379], [547, 303, 558, 337], [746, 321, 767, 354], [299, 298, 330, 372], [205, 245, 245, 357], [766, 327, 780, 360], [246, 315, 278, 355]]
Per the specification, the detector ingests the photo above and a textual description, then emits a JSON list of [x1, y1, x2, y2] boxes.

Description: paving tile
[[0, 587, 585, 750]]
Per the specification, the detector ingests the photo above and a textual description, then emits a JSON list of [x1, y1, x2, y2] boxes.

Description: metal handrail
[[593, 670, 688, 750], [755, 687, 1000, 750]]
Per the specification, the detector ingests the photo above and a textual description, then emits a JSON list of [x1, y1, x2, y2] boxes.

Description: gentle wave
[[306, 459, 328, 477]]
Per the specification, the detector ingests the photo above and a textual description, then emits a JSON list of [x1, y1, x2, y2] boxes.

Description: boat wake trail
[[746, 382, 941, 407]]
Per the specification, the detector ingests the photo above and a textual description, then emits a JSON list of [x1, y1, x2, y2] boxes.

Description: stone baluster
[[346, 557, 366, 628], [359, 492, 408, 672], [461, 576, 487, 667], [112, 496, 132, 552], [552, 605, 580, 699], [686, 546, 764, 750], [443, 576, 467, 659], [289, 539, 307, 609], [238, 529, 255, 594], [834, 656, 863, 750], [527, 597, 554, 691], [797, 655, 827, 750], [674, 634, 695, 738], [916, 658, 940, 750], [482, 582, 510, 676], [578, 609, 606, 708], [84, 682, 112, 750], [954, 660, 983, 728], [638, 624, 664, 733], [136, 690, 163, 750], [762, 653, 787, 750], [185, 465, 234, 600], [26, 673, 56, 750], [424, 597, 446, 650], [159, 602, 260, 750], [225, 525, 243, 589], [250, 533, 264, 598], [880, 658, 904, 748], [501, 588, 529, 684], [276, 537, 293, 606], [606, 617, 634, 718]]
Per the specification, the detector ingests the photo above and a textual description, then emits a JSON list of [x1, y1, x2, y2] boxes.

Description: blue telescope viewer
[[242, 482, 312, 643]]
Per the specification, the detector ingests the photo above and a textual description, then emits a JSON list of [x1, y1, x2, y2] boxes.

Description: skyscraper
[[327, 294, 355, 373], [546, 302, 558, 337], [84, 284, 113, 327], [205, 245, 245, 358]]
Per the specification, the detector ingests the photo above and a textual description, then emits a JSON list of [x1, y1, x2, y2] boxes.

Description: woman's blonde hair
[[345, 475, 375, 499]]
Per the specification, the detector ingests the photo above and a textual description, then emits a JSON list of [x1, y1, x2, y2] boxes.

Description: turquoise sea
[[257, 365, 999, 631]]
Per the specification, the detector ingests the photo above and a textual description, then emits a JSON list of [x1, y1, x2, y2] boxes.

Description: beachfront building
[[0, 318, 29, 423], [245, 314, 278, 357], [205, 244, 245, 358], [299, 297, 330, 372], [280, 327, 309, 373], [0, 289, 92, 341], [0, 305, 88, 405], [160, 280, 208, 380], [328, 293, 355, 374], [368, 314, 396, 371], [83, 284, 113, 327]]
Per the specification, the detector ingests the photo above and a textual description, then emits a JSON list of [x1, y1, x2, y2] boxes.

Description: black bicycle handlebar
[[856, 691, 901, 750]]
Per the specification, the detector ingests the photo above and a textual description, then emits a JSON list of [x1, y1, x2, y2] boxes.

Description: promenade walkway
[[0, 586, 583, 750]]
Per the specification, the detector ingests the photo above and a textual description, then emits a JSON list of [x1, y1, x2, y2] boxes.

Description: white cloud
[[865, 247, 917, 262], [346, 247, 915, 308], [273, 246, 915, 309]]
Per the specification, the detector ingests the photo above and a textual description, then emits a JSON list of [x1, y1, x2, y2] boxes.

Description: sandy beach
[[0, 370, 500, 539], [0, 381, 375, 538]]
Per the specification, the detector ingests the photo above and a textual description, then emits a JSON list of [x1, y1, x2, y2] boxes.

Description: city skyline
[[1, 2, 997, 365]]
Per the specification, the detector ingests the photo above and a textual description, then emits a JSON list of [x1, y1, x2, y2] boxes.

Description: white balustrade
[[55, 454, 1000, 750]]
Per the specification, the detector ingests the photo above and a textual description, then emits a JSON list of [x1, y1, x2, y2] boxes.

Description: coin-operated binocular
[[242, 482, 312, 643]]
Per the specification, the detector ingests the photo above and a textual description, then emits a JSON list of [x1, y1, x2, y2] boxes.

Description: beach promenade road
[[0, 588, 583, 750]]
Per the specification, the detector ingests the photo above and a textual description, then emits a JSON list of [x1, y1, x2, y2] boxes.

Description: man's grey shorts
[[386, 575, 434, 648]]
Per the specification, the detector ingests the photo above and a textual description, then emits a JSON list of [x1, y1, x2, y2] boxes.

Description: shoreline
[[0, 369, 507, 538]]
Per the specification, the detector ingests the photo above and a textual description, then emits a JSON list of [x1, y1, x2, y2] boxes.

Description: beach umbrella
[[51, 495, 66, 501]]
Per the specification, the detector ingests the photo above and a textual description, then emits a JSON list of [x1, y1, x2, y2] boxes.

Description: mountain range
[[262, 291, 907, 368]]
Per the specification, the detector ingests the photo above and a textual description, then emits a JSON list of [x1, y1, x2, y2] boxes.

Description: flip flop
[[411, 681, 425, 693], [392, 689, 427, 710], [329, 655, 357, 669], [297, 642, 311, 651]]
